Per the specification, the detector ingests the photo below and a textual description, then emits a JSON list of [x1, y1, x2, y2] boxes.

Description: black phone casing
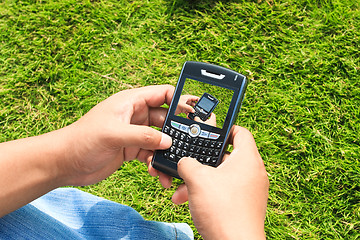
[[152, 61, 247, 179]]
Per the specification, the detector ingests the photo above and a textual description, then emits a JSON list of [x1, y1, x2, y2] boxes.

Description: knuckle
[[238, 126, 253, 139], [141, 128, 156, 145], [258, 166, 270, 187]]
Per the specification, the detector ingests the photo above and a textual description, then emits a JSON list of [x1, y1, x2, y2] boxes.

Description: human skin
[[0, 85, 174, 217], [1, 85, 268, 240], [175, 94, 199, 115], [149, 126, 269, 240]]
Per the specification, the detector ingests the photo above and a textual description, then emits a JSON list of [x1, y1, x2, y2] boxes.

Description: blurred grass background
[[1, 0, 359, 239]]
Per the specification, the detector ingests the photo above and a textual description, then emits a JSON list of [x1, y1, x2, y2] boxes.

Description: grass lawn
[[1, 0, 359, 239]]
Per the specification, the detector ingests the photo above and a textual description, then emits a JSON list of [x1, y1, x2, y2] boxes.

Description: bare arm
[[0, 85, 174, 217], [0, 129, 71, 217]]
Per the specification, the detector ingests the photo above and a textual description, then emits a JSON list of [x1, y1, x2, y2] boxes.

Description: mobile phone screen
[[197, 97, 215, 112], [174, 78, 234, 129]]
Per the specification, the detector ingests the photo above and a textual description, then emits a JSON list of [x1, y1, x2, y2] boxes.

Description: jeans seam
[[172, 223, 178, 239]]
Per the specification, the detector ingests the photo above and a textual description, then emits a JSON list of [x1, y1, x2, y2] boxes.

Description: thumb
[[112, 124, 172, 150], [177, 157, 203, 183]]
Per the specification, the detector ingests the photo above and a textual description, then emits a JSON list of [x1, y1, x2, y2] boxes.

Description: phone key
[[174, 131, 180, 139], [169, 128, 176, 137], [195, 146, 201, 154], [169, 153, 176, 161], [198, 139, 204, 146], [200, 114, 208, 121], [189, 145, 195, 152], [199, 130, 209, 138], [164, 126, 170, 134], [211, 157, 218, 163], [210, 141, 216, 148], [189, 124, 201, 137], [191, 138, 198, 145], [208, 133, 220, 140], [183, 142, 189, 150], [204, 140, 210, 147], [179, 124, 189, 133], [178, 140, 184, 149], [171, 121, 181, 130], [205, 156, 211, 163], [180, 133, 186, 141], [180, 150, 186, 157], [170, 146, 176, 153], [201, 148, 207, 155], [216, 142, 223, 148], [185, 135, 191, 143]]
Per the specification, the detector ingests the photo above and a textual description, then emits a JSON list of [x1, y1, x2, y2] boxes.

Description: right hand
[[172, 126, 269, 240], [194, 112, 217, 127]]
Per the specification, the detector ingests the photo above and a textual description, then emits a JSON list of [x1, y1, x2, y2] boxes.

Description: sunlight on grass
[[1, 0, 359, 239]]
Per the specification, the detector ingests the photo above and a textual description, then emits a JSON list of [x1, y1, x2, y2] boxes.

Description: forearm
[[0, 129, 70, 217], [200, 211, 266, 240]]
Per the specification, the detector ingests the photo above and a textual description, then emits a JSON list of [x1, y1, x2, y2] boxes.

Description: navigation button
[[188, 124, 201, 137]]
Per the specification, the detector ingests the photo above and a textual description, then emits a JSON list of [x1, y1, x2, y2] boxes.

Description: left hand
[[58, 85, 174, 186], [175, 95, 199, 115]]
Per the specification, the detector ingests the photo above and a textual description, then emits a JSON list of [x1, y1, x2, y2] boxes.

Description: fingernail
[[160, 134, 172, 148]]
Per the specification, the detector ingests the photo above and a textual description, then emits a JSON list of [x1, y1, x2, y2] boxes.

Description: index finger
[[139, 85, 175, 107]]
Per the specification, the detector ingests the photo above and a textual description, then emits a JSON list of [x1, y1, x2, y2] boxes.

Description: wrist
[[0, 129, 72, 217], [48, 125, 83, 187], [207, 221, 265, 240], [198, 208, 265, 240], [33, 128, 74, 189]]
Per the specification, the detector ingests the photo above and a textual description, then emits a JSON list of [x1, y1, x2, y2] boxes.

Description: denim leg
[[0, 188, 193, 240]]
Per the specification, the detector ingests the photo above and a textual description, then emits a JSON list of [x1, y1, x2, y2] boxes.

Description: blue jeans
[[0, 188, 193, 239]]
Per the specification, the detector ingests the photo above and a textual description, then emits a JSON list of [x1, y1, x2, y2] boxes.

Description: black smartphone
[[152, 61, 247, 179], [188, 92, 219, 121]]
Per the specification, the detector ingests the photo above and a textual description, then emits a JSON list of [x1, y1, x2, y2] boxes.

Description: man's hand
[[175, 95, 199, 115], [172, 126, 269, 240], [0, 85, 175, 217], [60, 85, 175, 186]]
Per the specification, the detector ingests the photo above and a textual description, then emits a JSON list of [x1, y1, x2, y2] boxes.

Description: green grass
[[1, 0, 360, 239]]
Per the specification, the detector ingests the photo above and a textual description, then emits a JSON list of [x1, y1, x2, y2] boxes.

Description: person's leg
[[0, 188, 193, 240]]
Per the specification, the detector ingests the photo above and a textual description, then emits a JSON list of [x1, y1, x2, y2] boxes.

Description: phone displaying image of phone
[[188, 92, 219, 122], [152, 61, 247, 179]]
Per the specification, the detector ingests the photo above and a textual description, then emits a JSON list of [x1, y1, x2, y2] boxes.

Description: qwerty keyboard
[[162, 121, 223, 166]]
